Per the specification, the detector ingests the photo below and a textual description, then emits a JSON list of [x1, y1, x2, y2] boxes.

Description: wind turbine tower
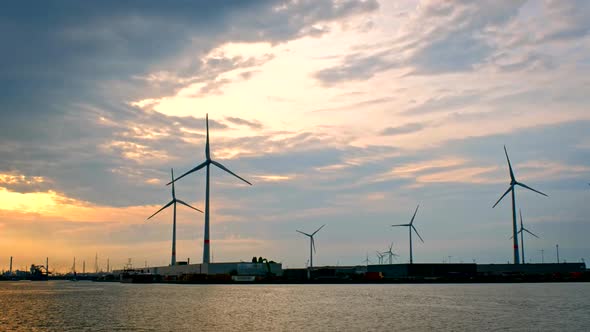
[[493, 146, 547, 264], [392, 205, 424, 264], [148, 168, 203, 265], [296, 224, 325, 278], [168, 114, 252, 265], [512, 209, 539, 264]]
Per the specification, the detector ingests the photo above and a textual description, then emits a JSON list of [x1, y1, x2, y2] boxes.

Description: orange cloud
[[416, 166, 499, 184], [0, 173, 46, 186], [251, 174, 295, 182], [0, 186, 156, 223]]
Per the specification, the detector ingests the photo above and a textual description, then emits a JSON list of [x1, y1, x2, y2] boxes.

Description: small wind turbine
[[168, 114, 252, 264], [392, 205, 424, 264], [376, 251, 385, 265], [296, 224, 325, 278], [509, 209, 540, 265], [362, 253, 371, 266], [384, 243, 399, 264], [493, 145, 547, 264], [148, 168, 203, 266]]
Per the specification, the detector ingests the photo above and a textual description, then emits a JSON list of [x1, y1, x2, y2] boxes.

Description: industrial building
[[113, 262, 283, 279]]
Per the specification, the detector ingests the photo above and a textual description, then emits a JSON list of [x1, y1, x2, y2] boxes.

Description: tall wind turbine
[[168, 114, 252, 264], [296, 224, 325, 277], [148, 168, 203, 266], [493, 146, 547, 264], [392, 205, 424, 264], [512, 209, 540, 264]]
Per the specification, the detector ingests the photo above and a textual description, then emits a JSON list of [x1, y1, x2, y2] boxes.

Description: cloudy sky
[[1, 0, 589, 272]]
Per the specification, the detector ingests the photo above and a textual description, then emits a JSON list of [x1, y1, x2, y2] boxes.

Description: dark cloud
[[314, 1, 528, 85], [537, 0, 590, 43], [314, 50, 395, 84], [379, 123, 424, 136], [0, 0, 378, 205]]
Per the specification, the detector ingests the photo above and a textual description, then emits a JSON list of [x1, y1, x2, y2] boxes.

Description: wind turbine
[[493, 145, 547, 264], [168, 114, 252, 264], [296, 224, 325, 278], [147, 168, 203, 266], [362, 253, 371, 266], [376, 251, 385, 265], [384, 243, 399, 264], [510, 209, 540, 265], [392, 205, 424, 264]]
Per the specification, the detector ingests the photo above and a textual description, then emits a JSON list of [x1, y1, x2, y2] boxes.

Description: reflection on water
[[1, 281, 589, 331]]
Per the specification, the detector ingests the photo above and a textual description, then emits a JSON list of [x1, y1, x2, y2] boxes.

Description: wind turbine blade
[[410, 205, 419, 225], [389, 243, 394, 251], [391, 224, 410, 227], [523, 228, 540, 239], [167, 161, 208, 185], [146, 200, 174, 220], [175, 199, 203, 213], [504, 145, 515, 182], [170, 168, 176, 198], [492, 186, 513, 208], [312, 224, 326, 236], [412, 225, 424, 243], [510, 228, 523, 239], [516, 182, 548, 197], [296, 230, 311, 237], [312, 238, 316, 253], [210, 160, 252, 185]]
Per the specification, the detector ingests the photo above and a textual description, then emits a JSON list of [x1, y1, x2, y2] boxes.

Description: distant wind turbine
[[362, 253, 371, 266], [376, 251, 385, 265], [509, 209, 540, 265], [493, 145, 547, 264], [392, 205, 424, 264], [297, 224, 325, 278], [384, 243, 399, 264], [147, 168, 202, 266], [168, 114, 252, 264]]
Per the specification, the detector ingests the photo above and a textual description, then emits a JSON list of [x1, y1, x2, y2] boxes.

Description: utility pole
[[9, 256, 13, 275], [556, 244, 560, 263], [83, 260, 86, 274], [106, 258, 110, 273], [46, 257, 49, 275]]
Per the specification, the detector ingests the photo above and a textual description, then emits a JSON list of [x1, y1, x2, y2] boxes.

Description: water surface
[[1, 281, 589, 331]]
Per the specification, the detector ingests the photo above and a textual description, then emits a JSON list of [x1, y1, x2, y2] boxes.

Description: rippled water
[[1, 281, 589, 331]]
